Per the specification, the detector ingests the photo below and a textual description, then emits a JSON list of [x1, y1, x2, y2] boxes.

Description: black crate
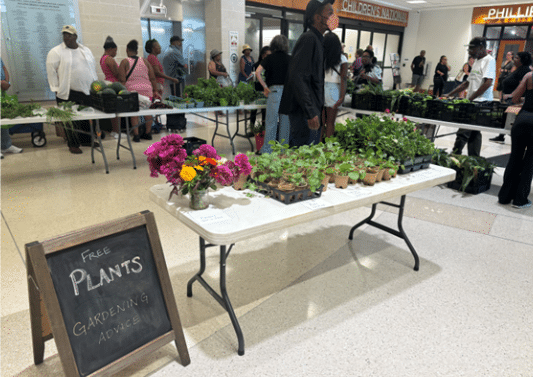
[[398, 96, 410, 114], [183, 137, 207, 156], [447, 168, 493, 194], [475, 101, 506, 128], [91, 92, 139, 113], [426, 100, 445, 120], [352, 92, 371, 110], [252, 180, 323, 205]]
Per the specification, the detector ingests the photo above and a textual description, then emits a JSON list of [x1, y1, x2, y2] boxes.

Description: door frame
[[495, 40, 525, 89]]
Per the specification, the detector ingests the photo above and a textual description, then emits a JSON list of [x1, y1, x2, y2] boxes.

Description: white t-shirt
[[69, 48, 94, 94], [467, 54, 496, 102], [325, 54, 348, 84]]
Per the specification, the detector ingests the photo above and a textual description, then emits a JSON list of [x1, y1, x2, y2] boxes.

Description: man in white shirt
[[445, 37, 496, 156], [46, 25, 98, 154]]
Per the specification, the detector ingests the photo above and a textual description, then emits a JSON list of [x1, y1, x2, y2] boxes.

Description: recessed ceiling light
[[407, 0, 427, 3]]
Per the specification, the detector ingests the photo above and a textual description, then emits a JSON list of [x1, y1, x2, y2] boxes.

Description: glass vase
[[189, 189, 209, 210]]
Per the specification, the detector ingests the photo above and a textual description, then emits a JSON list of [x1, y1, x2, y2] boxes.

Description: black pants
[[170, 81, 183, 97], [433, 77, 444, 97], [249, 109, 266, 130], [498, 110, 533, 206], [453, 129, 481, 157], [56, 90, 92, 148]]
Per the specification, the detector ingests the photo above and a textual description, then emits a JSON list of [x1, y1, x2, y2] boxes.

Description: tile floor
[[1, 111, 532, 377]]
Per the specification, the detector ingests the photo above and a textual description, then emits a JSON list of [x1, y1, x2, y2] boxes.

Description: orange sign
[[248, 0, 409, 27], [335, 0, 408, 27], [472, 4, 533, 24]]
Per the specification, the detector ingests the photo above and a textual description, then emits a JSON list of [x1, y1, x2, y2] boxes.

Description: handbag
[[455, 70, 465, 82]]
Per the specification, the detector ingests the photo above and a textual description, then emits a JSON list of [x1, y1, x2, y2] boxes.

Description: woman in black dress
[[499, 69, 533, 209], [433, 55, 450, 97]]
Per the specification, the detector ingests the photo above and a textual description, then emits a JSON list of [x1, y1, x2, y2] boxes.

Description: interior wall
[[399, 10, 420, 88], [409, 8, 473, 90], [78, 0, 143, 81]]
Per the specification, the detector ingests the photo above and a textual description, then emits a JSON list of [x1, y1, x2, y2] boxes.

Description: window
[[502, 26, 527, 40], [141, 19, 174, 59], [485, 26, 501, 39]]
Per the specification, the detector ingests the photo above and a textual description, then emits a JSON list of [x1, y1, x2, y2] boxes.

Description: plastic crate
[[447, 168, 493, 194], [183, 137, 206, 156], [426, 100, 445, 120], [475, 101, 506, 128], [91, 92, 139, 113]]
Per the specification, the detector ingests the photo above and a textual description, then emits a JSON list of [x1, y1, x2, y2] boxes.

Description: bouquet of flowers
[[145, 134, 252, 200]]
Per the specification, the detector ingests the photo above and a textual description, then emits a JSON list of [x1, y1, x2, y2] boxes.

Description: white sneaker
[[2, 145, 23, 154], [112, 132, 128, 140], [1, 153, 3, 159]]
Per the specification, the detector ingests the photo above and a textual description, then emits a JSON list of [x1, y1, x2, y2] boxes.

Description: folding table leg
[[348, 195, 420, 271], [187, 237, 245, 355]]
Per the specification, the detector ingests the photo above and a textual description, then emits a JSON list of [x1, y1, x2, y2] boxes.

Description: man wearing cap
[[162, 36, 188, 97], [445, 37, 496, 156], [46, 25, 98, 154], [279, 0, 334, 147]]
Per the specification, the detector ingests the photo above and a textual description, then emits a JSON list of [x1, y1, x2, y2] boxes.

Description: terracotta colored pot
[[382, 169, 391, 181], [376, 168, 385, 182], [233, 174, 248, 190], [321, 175, 331, 191], [364, 169, 379, 186], [334, 174, 349, 189]]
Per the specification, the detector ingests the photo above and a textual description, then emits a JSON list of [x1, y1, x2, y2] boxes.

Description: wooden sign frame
[[26, 211, 190, 376]]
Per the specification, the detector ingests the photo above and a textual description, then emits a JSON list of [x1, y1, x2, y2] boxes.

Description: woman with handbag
[[118, 40, 160, 142], [497, 51, 515, 98], [433, 55, 450, 97]]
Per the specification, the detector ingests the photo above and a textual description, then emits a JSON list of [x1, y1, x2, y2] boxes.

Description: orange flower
[[180, 166, 196, 181]]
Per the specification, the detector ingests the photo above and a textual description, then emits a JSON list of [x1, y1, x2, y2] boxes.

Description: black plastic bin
[[91, 92, 139, 113], [183, 137, 207, 156]]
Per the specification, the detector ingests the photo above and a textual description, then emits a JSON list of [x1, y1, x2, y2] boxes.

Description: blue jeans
[[288, 111, 321, 148], [261, 85, 290, 153], [1, 128, 12, 150]]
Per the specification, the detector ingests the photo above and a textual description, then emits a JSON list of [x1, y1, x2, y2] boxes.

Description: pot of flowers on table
[[144, 134, 251, 209]]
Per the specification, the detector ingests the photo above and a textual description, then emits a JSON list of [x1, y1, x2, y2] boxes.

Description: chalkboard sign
[[26, 211, 190, 376]]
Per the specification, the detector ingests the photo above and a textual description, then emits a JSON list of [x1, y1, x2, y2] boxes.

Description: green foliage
[[235, 82, 257, 104], [1, 93, 41, 122]]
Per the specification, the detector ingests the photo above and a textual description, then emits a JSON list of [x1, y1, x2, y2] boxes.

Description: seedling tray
[[447, 168, 493, 194], [252, 180, 323, 205]]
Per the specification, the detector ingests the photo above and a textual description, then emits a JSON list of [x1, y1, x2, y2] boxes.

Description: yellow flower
[[194, 165, 204, 171], [180, 166, 196, 181]]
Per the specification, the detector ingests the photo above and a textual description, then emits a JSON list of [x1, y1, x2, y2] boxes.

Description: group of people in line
[[409, 38, 533, 209], [43, 25, 188, 154]]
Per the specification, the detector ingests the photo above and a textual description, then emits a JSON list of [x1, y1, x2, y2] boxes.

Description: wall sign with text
[[472, 4, 533, 24]]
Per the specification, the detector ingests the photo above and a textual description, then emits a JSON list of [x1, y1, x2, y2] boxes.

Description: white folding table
[[150, 165, 456, 355]]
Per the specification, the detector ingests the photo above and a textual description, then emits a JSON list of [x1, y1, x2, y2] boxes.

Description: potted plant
[[252, 121, 266, 151]]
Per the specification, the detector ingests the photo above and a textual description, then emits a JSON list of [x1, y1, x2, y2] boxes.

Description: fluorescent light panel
[[407, 0, 427, 3]]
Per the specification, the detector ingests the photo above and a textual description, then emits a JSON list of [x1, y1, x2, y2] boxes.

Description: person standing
[[491, 52, 532, 144], [351, 48, 364, 76], [322, 32, 348, 139], [445, 37, 496, 157], [162, 36, 188, 97], [255, 35, 291, 153], [356, 49, 382, 86], [279, 0, 334, 147], [100, 36, 122, 138], [238, 44, 255, 84], [498, 71, 533, 209], [1, 58, 23, 159], [46, 25, 98, 154], [118, 40, 160, 142], [497, 51, 515, 97], [248, 46, 271, 135], [208, 49, 228, 117], [433, 55, 451, 97], [146, 39, 180, 96], [411, 50, 426, 92]]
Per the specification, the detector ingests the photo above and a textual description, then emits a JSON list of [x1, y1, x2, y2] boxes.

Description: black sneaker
[[140, 134, 153, 140], [133, 135, 141, 143], [512, 200, 532, 209], [489, 135, 505, 144]]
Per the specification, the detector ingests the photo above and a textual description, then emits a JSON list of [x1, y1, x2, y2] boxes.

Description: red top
[[146, 54, 164, 85], [100, 55, 118, 82]]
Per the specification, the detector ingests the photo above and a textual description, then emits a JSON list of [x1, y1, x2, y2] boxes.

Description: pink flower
[[194, 144, 220, 159], [403, 117, 408, 122], [211, 165, 234, 186], [385, 108, 390, 113], [234, 154, 252, 177]]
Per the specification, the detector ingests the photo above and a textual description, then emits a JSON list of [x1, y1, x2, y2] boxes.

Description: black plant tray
[[397, 155, 432, 174], [91, 92, 139, 113], [183, 137, 206, 155], [252, 180, 323, 205], [447, 168, 493, 194]]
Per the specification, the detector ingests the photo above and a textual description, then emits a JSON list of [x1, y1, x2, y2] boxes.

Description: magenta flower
[[233, 154, 252, 177], [193, 144, 220, 159], [211, 164, 234, 186], [385, 108, 390, 113]]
